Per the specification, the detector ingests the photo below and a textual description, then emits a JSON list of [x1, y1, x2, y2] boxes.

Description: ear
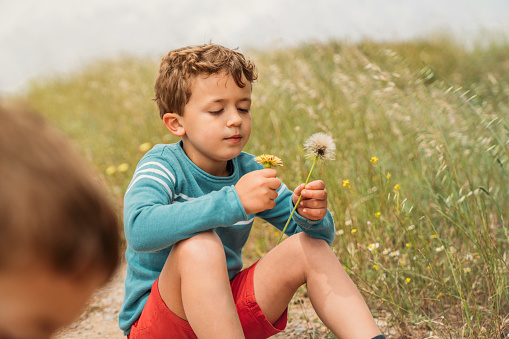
[[163, 113, 185, 136]]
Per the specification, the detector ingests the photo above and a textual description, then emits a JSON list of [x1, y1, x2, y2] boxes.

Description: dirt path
[[56, 262, 394, 338]]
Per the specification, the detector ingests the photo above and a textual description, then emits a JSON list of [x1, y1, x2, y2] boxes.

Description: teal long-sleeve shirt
[[119, 142, 335, 334]]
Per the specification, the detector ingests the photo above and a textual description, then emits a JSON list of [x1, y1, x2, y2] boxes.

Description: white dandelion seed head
[[303, 132, 336, 160]]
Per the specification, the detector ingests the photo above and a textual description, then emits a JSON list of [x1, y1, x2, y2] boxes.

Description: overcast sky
[[1, 0, 508, 94]]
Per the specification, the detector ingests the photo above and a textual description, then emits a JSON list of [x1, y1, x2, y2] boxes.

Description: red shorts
[[128, 261, 287, 339]]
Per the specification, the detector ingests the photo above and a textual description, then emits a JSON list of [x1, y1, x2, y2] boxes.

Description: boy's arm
[[257, 181, 335, 245], [124, 164, 247, 253]]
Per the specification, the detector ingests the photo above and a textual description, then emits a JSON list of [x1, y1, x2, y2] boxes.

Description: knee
[[172, 231, 225, 264], [285, 233, 333, 261]]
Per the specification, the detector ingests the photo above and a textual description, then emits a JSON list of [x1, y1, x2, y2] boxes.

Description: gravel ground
[[55, 262, 395, 339]]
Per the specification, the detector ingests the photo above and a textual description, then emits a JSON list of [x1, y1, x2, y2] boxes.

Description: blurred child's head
[[0, 104, 120, 339], [154, 43, 257, 118]]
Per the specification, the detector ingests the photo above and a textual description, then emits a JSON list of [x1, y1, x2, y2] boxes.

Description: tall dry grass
[[16, 37, 509, 338]]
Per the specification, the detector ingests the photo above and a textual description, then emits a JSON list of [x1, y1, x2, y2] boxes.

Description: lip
[[225, 134, 242, 143]]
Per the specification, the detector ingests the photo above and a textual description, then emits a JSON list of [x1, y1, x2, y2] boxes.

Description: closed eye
[[238, 108, 250, 113], [209, 109, 224, 114]]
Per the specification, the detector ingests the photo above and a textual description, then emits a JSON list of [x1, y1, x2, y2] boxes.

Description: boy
[[120, 44, 384, 338], [0, 104, 120, 339]]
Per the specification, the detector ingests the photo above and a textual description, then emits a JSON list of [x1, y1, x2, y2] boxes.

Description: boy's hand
[[235, 169, 281, 215], [293, 180, 328, 221]]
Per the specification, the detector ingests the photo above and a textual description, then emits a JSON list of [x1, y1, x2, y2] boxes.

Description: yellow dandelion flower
[[139, 142, 152, 152], [375, 212, 381, 218], [406, 243, 411, 248], [117, 163, 129, 172], [254, 154, 283, 168], [405, 278, 411, 284], [373, 264, 378, 271], [394, 184, 401, 191], [342, 179, 350, 188], [351, 228, 357, 234], [105, 166, 116, 175], [370, 156, 379, 164], [387, 172, 391, 180]]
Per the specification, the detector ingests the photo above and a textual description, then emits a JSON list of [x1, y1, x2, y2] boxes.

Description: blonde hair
[[154, 43, 258, 118], [0, 104, 120, 281]]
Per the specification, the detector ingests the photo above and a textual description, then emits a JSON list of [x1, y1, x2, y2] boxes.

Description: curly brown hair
[[153, 44, 258, 118]]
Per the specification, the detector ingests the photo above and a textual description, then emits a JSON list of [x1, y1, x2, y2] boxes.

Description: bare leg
[[158, 231, 245, 339], [254, 233, 381, 339]]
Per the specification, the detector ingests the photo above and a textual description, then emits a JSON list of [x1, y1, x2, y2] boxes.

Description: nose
[[226, 108, 242, 127]]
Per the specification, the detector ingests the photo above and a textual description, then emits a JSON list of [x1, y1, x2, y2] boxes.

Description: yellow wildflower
[[342, 179, 350, 188], [431, 234, 438, 239], [375, 212, 381, 218], [139, 142, 152, 152], [373, 264, 378, 271], [394, 184, 401, 191], [254, 154, 283, 168], [370, 156, 379, 164], [387, 172, 391, 180], [405, 278, 411, 284], [351, 228, 357, 234], [427, 265, 431, 270], [406, 243, 411, 248], [105, 166, 116, 175], [117, 163, 129, 172]]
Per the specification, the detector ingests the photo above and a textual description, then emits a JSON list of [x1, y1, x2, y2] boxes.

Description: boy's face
[[173, 72, 252, 176], [0, 264, 104, 339]]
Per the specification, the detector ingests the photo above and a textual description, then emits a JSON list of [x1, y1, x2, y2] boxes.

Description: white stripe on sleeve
[[125, 175, 173, 199]]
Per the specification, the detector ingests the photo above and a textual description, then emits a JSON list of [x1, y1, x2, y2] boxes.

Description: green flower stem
[[277, 155, 319, 245]]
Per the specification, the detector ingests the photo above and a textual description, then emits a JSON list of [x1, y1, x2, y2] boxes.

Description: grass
[[8, 36, 509, 338]]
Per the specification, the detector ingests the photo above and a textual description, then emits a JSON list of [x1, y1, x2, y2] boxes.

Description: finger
[[293, 183, 305, 197], [301, 188, 327, 201], [258, 168, 278, 178], [304, 180, 325, 190], [299, 207, 327, 220], [269, 189, 279, 201], [298, 198, 327, 209], [267, 178, 282, 190]]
